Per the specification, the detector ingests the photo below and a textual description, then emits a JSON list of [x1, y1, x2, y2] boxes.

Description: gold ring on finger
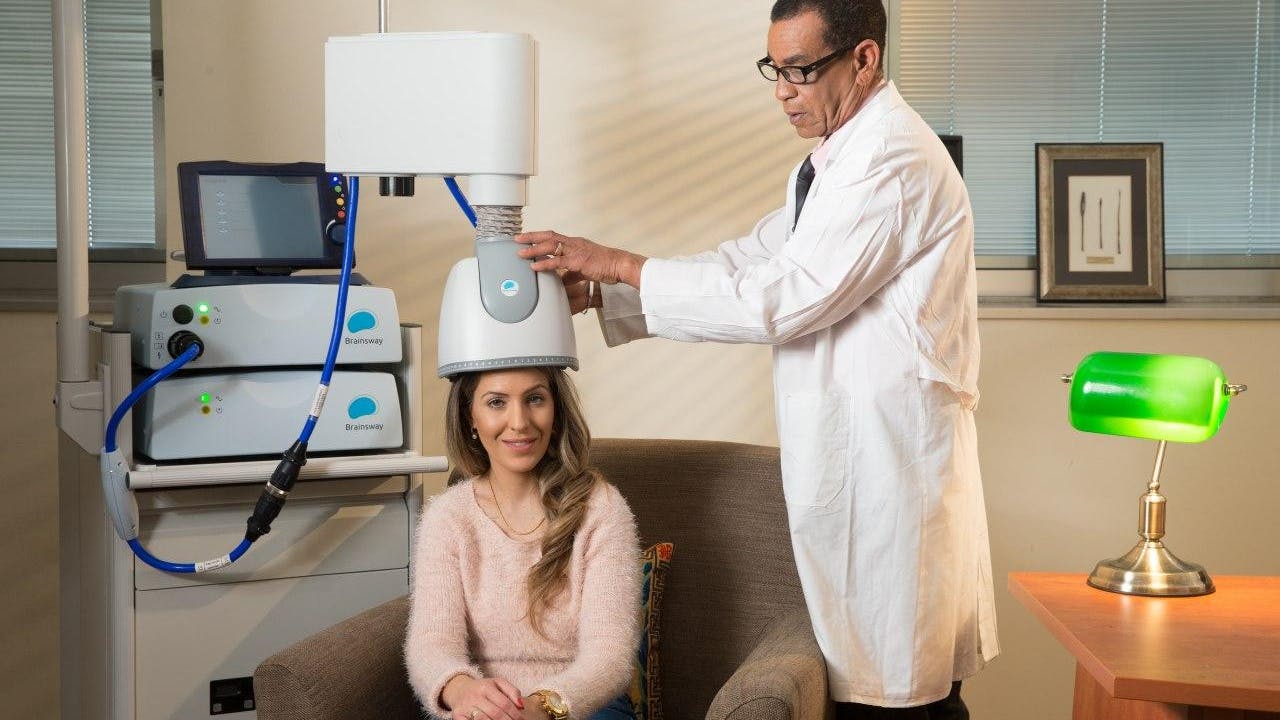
[[554, 240, 563, 257]]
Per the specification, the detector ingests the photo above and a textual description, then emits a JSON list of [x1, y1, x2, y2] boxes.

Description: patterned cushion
[[630, 542, 672, 720]]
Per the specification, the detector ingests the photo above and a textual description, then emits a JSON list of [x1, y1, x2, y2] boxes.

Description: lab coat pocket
[[780, 393, 851, 509]]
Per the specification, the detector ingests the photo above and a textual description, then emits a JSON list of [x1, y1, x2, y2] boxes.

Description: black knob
[[172, 304, 194, 325], [325, 220, 347, 244]]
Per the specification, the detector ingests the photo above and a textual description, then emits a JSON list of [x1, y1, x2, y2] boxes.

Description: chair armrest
[[253, 595, 422, 720], [705, 608, 830, 720]]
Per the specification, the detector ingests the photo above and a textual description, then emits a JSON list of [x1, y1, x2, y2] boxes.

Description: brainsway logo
[[346, 309, 377, 332], [347, 396, 377, 419], [344, 309, 384, 345], [500, 279, 519, 297], [346, 395, 384, 431]]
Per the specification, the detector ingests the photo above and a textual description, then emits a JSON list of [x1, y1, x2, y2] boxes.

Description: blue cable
[[105, 173, 470, 574], [444, 176, 477, 228], [299, 175, 360, 443], [299, 175, 470, 442], [103, 341, 247, 573], [128, 537, 251, 574], [101, 175, 367, 571], [104, 344, 201, 453]]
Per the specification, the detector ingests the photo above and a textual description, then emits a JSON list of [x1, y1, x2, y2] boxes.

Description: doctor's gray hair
[[444, 367, 599, 637], [770, 0, 886, 66]]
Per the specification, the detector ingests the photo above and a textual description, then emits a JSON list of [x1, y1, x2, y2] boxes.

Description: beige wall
[[2, 313, 60, 718], [5, 1, 1278, 717]]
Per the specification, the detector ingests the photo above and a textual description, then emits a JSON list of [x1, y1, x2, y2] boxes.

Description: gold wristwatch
[[532, 689, 570, 720]]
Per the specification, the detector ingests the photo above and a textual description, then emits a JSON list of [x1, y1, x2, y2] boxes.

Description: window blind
[[85, 0, 157, 249], [896, 0, 1277, 259], [0, 3, 56, 249], [0, 0, 156, 251]]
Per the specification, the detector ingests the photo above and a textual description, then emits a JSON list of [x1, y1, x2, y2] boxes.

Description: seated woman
[[406, 365, 641, 720]]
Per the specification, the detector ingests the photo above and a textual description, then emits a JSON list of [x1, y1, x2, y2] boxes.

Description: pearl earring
[[471, 428, 479, 441]]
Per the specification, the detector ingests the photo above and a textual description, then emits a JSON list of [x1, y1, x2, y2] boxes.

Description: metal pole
[[379, 0, 388, 32], [1148, 440, 1167, 493], [53, 0, 92, 383]]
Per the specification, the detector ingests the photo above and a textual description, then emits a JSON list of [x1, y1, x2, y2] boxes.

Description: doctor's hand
[[441, 675, 525, 720], [560, 270, 600, 315], [515, 231, 647, 290]]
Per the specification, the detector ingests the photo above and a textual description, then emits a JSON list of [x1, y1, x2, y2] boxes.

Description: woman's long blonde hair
[[444, 367, 598, 636]]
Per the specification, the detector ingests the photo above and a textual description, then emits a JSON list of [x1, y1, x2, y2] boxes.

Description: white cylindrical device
[[437, 250, 577, 378]]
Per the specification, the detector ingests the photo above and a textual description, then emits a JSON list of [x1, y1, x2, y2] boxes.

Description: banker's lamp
[[1061, 352, 1246, 597]]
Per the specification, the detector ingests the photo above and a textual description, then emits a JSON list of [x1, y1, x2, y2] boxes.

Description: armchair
[[254, 438, 831, 719]]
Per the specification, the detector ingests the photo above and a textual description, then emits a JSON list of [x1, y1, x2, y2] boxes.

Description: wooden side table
[[1009, 572, 1280, 720]]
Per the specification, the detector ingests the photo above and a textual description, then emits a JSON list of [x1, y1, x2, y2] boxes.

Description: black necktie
[[793, 154, 815, 230]]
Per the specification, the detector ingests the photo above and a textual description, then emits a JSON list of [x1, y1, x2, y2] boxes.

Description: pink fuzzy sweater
[[405, 478, 642, 719]]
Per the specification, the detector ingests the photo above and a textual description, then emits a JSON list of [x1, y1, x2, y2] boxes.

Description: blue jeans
[[587, 695, 636, 720]]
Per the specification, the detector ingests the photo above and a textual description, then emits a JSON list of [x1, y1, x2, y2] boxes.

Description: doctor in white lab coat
[[517, 1, 998, 716]]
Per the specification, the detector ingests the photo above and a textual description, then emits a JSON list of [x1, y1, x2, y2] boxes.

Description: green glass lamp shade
[[1068, 352, 1230, 443]]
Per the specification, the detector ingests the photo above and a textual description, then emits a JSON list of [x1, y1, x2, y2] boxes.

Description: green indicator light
[[200, 393, 211, 404], [197, 303, 209, 314]]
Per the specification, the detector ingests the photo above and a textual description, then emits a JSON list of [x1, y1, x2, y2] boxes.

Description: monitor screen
[[197, 175, 325, 260], [178, 161, 347, 271]]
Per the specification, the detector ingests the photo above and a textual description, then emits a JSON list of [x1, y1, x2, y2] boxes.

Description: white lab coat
[[596, 82, 999, 707]]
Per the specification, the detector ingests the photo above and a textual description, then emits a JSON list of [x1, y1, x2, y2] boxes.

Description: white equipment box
[[114, 283, 402, 370], [325, 32, 536, 205], [138, 370, 403, 460]]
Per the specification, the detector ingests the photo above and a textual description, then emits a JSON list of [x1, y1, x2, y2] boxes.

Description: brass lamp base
[[1088, 440, 1214, 597], [1088, 540, 1214, 597]]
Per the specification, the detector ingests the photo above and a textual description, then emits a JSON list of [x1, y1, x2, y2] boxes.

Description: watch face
[[544, 692, 568, 714]]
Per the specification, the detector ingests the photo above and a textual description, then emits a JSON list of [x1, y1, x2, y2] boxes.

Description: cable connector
[[167, 330, 204, 361], [245, 439, 308, 541]]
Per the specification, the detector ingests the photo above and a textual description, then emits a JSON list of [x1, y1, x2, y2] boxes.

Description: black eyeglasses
[[757, 45, 853, 84]]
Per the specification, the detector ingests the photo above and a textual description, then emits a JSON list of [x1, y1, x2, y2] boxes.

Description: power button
[[173, 305, 194, 325]]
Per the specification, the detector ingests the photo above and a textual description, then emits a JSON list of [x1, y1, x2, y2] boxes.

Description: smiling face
[[766, 9, 879, 139], [469, 368, 556, 481]]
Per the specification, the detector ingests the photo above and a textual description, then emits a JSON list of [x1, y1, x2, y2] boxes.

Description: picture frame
[[1035, 143, 1165, 302], [939, 134, 963, 176]]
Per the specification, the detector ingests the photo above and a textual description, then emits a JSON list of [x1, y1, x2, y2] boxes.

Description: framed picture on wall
[[1035, 143, 1165, 302], [938, 134, 963, 176]]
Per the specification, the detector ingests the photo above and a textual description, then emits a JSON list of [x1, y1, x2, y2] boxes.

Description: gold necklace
[[488, 479, 546, 536]]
